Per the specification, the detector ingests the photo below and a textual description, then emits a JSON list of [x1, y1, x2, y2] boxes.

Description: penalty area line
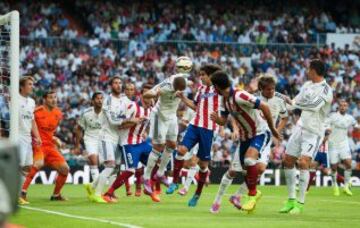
[[20, 206, 143, 228]]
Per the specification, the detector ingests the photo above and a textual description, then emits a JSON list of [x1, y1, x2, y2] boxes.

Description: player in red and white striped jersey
[[103, 85, 153, 203], [166, 64, 222, 207]]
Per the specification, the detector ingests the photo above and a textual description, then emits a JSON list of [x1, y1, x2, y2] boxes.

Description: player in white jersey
[[74, 92, 105, 197], [165, 64, 222, 208], [142, 74, 187, 202], [213, 74, 289, 213], [327, 100, 357, 196], [18, 76, 42, 205], [280, 59, 333, 214], [210, 71, 280, 213], [102, 87, 153, 203], [90, 76, 137, 203]]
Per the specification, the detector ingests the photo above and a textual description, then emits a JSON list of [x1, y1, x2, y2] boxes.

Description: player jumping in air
[[280, 59, 333, 214], [166, 64, 222, 207], [21, 91, 69, 201], [210, 71, 281, 213], [142, 74, 187, 202]]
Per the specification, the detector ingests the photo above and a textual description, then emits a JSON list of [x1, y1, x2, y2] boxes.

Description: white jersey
[[327, 112, 356, 147], [190, 85, 222, 131], [19, 95, 36, 143], [100, 94, 134, 144], [119, 102, 152, 145], [259, 92, 288, 124], [222, 88, 269, 141], [293, 80, 333, 137], [151, 74, 187, 121], [78, 107, 106, 142]]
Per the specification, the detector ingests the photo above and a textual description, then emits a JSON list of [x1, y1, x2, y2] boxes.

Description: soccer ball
[[175, 56, 193, 73]]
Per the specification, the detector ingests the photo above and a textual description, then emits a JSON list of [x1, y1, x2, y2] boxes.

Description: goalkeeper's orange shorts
[[33, 145, 66, 168]]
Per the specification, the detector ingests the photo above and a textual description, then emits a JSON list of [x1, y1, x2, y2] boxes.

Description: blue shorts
[[122, 141, 152, 169], [181, 124, 214, 161], [314, 152, 329, 168], [238, 131, 271, 165]]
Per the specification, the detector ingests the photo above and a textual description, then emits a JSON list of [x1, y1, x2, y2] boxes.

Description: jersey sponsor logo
[[200, 92, 217, 99]]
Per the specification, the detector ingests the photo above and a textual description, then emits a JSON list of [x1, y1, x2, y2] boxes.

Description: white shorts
[[99, 140, 121, 164], [183, 143, 199, 160], [328, 143, 351, 164], [230, 144, 243, 172], [286, 127, 322, 159], [19, 137, 33, 167], [84, 139, 100, 156], [257, 138, 272, 165], [149, 112, 178, 144]]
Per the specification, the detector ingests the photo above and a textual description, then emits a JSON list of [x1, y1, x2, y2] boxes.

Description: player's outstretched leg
[[103, 170, 134, 203], [343, 159, 353, 196], [241, 157, 261, 212], [210, 171, 234, 213], [20, 166, 39, 205], [179, 164, 199, 196]]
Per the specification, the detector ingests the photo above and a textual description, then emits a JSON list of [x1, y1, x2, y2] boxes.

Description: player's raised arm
[[176, 91, 196, 111]]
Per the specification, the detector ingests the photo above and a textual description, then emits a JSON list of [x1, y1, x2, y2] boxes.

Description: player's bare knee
[[58, 164, 70, 175], [227, 170, 237, 178], [257, 163, 266, 175], [104, 160, 116, 168], [166, 141, 176, 149], [177, 145, 188, 156], [153, 144, 165, 152], [34, 161, 44, 170], [344, 160, 352, 170], [283, 155, 296, 169], [298, 157, 311, 170]]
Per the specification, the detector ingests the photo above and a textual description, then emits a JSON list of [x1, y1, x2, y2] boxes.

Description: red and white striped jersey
[[190, 85, 222, 131], [318, 140, 328, 153], [222, 88, 269, 141], [119, 102, 152, 145]]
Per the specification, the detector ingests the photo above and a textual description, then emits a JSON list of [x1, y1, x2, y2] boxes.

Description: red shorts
[[33, 145, 66, 168]]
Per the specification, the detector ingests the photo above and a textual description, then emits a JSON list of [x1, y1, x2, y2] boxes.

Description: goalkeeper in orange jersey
[[20, 91, 69, 202]]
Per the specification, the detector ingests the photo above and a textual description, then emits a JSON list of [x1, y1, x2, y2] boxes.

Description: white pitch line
[[20, 206, 143, 228]]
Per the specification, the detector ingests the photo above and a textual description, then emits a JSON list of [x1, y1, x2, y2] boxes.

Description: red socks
[[307, 171, 316, 191], [337, 173, 344, 185], [135, 168, 144, 189], [245, 165, 258, 196], [172, 159, 184, 184], [107, 171, 134, 195], [22, 166, 39, 192], [53, 173, 68, 195], [195, 169, 208, 196]]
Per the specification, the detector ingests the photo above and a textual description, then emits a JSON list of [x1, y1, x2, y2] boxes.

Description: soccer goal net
[[0, 11, 19, 144]]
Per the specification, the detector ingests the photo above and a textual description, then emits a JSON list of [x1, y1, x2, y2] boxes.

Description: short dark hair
[[199, 64, 222, 76], [91, 92, 103, 100], [173, 76, 186, 91], [210, 70, 230, 90], [309, 59, 325, 76], [43, 90, 56, 98], [108, 76, 122, 86], [258, 74, 276, 90], [141, 84, 153, 94]]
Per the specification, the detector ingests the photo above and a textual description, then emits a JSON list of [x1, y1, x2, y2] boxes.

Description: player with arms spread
[[280, 59, 333, 214], [21, 91, 69, 201]]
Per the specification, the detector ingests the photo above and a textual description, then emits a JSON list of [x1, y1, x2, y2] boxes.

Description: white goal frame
[[0, 11, 19, 144]]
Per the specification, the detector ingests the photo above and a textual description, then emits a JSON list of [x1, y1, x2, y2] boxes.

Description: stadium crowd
[[0, 0, 360, 169]]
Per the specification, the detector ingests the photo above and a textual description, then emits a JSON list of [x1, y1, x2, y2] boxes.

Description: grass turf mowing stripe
[[20, 206, 143, 228]]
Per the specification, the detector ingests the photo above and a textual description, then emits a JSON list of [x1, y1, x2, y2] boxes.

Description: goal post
[[0, 11, 19, 144]]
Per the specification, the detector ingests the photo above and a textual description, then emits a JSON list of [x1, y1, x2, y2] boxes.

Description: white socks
[[183, 165, 199, 190], [344, 169, 352, 186], [285, 168, 296, 200], [90, 166, 99, 183], [144, 149, 161, 180], [95, 167, 114, 195], [331, 171, 338, 187], [298, 169, 309, 204], [156, 147, 173, 177], [214, 173, 233, 204]]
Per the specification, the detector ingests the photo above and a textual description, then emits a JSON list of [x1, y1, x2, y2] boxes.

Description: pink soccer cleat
[[178, 187, 188, 196], [210, 203, 221, 214], [229, 195, 242, 210]]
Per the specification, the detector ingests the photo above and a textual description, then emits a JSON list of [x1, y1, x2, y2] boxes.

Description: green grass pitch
[[10, 184, 360, 228]]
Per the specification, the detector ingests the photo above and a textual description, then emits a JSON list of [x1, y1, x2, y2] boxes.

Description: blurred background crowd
[[0, 0, 359, 169]]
